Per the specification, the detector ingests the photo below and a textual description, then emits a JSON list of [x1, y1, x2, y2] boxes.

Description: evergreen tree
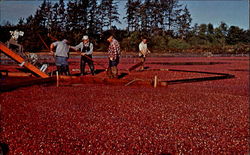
[[33, 0, 53, 30], [243, 29, 250, 43], [218, 22, 228, 36], [226, 26, 245, 45], [22, 0, 52, 51], [133, 0, 142, 31], [176, 5, 192, 39], [97, 0, 110, 31], [57, 0, 66, 31], [46, 1, 53, 30], [108, 0, 120, 30], [150, 0, 164, 31], [160, 0, 183, 31], [87, 0, 101, 35], [99, 0, 120, 30], [66, 0, 79, 31], [51, 2, 60, 32], [37, 0, 47, 27], [192, 23, 199, 35], [197, 24, 208, 45], [125, 0, 141, 31], [213, 22, 228, 45], [206, 23, 216, 44], [140, 0, 152, 32], [207, 23, 214, 34], [78, 0, 89, 31], [198, 24, 207, 36], [125, 0, 133, 31], [17, 18, 25, 27]]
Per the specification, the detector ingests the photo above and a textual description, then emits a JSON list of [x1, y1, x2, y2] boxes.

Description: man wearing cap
[[72, 35, 95, 75], [107, 35, 120, 78], [50, 39, 70, 75], [139, 37, 150, 70]]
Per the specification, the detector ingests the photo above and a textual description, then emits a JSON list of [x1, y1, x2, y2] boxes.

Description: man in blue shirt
[[50, 39, 70, 75]]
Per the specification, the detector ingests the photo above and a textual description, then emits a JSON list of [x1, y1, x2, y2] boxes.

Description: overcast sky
[[0, 0, 249, 30]]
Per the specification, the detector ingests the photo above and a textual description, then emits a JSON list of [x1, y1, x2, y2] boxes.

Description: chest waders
[[80, 45, 95, 75], [107, 56, 119, 78]]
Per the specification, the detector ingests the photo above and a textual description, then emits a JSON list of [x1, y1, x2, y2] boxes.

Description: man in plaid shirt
[[107, 35, 120, 78]]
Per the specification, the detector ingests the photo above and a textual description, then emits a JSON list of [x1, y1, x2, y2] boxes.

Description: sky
[[0, 0, 249, 30]]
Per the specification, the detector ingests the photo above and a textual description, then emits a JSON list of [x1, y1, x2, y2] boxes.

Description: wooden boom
[[0, 42, 49, 78]]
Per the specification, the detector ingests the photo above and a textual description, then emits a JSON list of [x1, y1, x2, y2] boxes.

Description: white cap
[[82, 35, 89, 40]]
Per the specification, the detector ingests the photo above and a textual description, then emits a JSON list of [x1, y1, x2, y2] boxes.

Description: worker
[[139, 37, 150, 70], [107, 35, 120, 78], [50, 39, 70, 75], [72, 35, 95, 75]]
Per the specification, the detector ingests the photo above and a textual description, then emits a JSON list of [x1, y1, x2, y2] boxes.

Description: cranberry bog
[[0, 56, 249, 154]]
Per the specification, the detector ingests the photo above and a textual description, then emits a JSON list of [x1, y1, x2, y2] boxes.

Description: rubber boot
[[106, 67, 113, 78], [90, 66, 95, 75], [111, 66, 118, 78], [140, 57, 145, 71], [91, 69, 95, 75], [65, 65, 70, 76], [61, 66, 66, 75], [80, 64, 86, 76]]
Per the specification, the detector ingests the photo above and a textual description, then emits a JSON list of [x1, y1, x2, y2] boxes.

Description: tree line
[[0, 0, 249, 53]]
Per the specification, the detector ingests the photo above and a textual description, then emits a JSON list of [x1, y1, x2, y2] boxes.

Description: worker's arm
[[50, 44, 54, 55], [71, 43, 82, 51], [71, 43, 85, 56]]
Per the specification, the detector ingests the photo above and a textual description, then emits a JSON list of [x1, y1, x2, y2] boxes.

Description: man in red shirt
[[107, 35, 120, 78]]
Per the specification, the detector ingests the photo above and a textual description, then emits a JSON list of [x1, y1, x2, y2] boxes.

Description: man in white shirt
[[72, 35, 95, 75], [139, 37, 150, 70]]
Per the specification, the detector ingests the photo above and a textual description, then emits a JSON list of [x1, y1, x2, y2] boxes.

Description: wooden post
[[56, 71, 59, 87], [154, 75, 157, 88]]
